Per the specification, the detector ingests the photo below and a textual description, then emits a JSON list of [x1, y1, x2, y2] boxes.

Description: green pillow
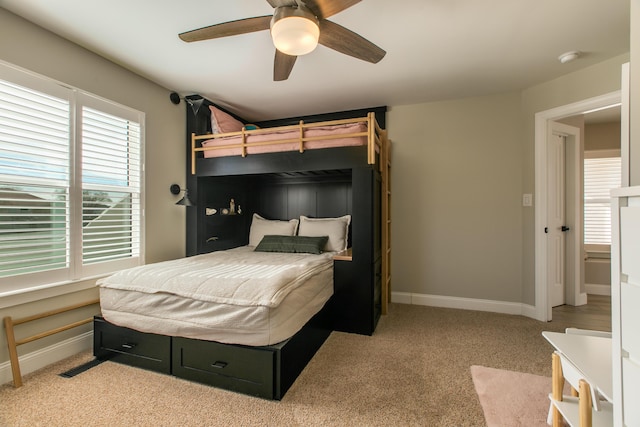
[[254, 235, 329, 254]]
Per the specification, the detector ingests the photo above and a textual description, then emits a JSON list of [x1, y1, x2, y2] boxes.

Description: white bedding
[[98, 246, 334, 346]]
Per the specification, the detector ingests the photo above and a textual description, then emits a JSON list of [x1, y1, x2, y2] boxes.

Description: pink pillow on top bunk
[[209, 105, 244, 133]]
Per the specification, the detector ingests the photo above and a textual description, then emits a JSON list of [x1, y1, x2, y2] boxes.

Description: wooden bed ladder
[[380, 128, 392, 315], [3, 298, 99, 387]]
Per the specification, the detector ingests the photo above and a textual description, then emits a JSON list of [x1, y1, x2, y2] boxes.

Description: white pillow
[[298, 215, 351, 252], [248, 214, 299, 247]]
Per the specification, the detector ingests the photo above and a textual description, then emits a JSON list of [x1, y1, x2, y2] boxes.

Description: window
[[0, 62, 144, 293], [583, 151, 621, 247]]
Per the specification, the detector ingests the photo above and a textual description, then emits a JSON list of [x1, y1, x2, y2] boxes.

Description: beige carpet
[[471, 365, 552, 427], [0, 303, 571, 427]]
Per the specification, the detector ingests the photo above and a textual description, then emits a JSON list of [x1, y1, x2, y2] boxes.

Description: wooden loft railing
[[190, 112, 384, 175]]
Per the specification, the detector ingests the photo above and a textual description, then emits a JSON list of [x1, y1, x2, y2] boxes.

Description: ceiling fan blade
[[318, 20, 386, 64], [266, 0, 297, 8], [304, 0, 361, 19], [179, 16, 272, 42], [274, 50, 297, 81]]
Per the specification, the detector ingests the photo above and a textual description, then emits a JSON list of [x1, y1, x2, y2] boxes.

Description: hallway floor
[[551, 294, 611, 332]]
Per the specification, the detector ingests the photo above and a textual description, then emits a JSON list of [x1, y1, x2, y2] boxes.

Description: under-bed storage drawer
[[172, 337, 276, 399], [93, 317, 171, 374]]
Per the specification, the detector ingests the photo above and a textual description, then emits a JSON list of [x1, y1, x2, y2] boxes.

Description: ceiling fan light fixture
[[271, 6, 319, 56]]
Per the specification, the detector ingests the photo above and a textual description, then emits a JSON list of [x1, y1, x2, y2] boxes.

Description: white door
[[547, 121, 583, 311], [547, 132, 566, 307]]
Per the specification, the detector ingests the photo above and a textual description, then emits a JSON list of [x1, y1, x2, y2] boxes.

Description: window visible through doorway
[[583, 151, 621, 248]]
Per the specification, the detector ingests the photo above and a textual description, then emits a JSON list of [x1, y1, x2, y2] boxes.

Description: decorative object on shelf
[[169, 184, 195, 206], [205, 208, 217, 216], [218, 198, 239, 216]]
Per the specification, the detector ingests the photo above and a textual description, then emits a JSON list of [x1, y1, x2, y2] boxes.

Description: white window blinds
[[0, 79, 70, 279], [81, 106, 141, 265], [584, 155, 621, 245], [0, 62, 144, 291]]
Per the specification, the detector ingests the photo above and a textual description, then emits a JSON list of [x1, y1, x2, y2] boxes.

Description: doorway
[[534, 91, 622, 322]]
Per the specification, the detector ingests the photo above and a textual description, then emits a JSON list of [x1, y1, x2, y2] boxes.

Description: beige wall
[[0, 10, 185, 367], [387, 53, 629, 307], [388, 92, 524, 302], [585, 122, 621, 151]]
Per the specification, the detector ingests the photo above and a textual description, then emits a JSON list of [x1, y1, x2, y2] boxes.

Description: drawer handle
[[121, 343, 136, 350], [211, 361, 228, 369]]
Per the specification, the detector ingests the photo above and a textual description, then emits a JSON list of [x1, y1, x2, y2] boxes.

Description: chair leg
[[578, 379, 592, 427], [552, 352, 564, 427]]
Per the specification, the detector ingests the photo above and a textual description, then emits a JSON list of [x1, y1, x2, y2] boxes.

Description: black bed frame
[[93, 297, 332, 399], [93, 99, 386, 400]]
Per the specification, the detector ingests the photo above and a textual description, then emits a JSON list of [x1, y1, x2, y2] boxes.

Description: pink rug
[[471, 365, 552, 427]]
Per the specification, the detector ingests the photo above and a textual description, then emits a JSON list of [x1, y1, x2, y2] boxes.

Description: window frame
[[0, 61, 145, 297]]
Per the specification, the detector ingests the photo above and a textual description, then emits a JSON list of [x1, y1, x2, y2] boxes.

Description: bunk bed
[[94, 98, 391, 400]]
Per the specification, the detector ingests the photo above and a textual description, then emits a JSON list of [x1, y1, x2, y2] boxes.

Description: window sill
[[0, 276, 103, 309], [585, 251, 611, 260]]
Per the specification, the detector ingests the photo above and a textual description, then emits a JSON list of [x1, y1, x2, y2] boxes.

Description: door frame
[[534, 91, 622, 322]]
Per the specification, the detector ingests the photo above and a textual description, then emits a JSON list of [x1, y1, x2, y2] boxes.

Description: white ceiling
[[1, 0, 630, 122]]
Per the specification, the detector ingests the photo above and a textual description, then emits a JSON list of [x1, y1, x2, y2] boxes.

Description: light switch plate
[[522, 193, 533, 207]]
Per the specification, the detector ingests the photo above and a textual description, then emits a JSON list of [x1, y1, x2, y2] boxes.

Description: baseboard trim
[[0, 331, 93, 386], [391, 292, 538, 319], [585, 283, 611, 296]]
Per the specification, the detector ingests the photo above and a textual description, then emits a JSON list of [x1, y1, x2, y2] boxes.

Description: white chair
[[547, 328, 612, 426], [564, 328, 612, 339]]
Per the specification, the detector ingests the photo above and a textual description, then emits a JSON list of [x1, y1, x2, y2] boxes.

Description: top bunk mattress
[[98, 246, 334, 346]]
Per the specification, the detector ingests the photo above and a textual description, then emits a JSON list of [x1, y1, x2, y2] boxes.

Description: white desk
[[542, 331, 612, 402], [543, 331, 613, 426]]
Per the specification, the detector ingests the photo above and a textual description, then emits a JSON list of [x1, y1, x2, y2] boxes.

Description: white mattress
[[98, 246, 334, 346]]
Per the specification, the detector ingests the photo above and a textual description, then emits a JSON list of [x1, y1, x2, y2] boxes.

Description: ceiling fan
[[178, 0, 386, 81]]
